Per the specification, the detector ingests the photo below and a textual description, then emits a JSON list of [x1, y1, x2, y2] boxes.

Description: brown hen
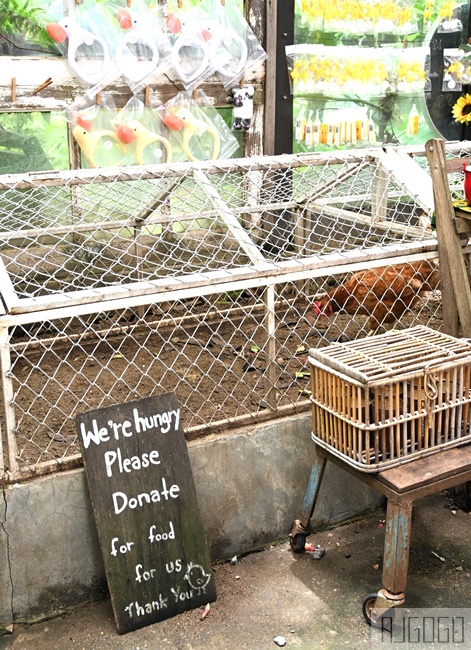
[[312, 260, 440, 335]]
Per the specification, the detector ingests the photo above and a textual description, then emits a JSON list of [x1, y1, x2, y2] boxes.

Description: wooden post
[[264, 284, 277, 410], [425, 138, 471, 336], [0, 324, 18, 476]]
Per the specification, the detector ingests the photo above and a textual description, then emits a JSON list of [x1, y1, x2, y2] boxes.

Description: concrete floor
[[2, 489, 471, 650]]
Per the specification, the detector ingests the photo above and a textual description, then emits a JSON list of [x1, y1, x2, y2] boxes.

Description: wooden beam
[[426, 138, 471, 336]]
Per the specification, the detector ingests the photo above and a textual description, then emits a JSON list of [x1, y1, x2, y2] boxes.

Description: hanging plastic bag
[[112, 0, 173, 94], [197, 0, 267, 90], [159, 89, 240, 162], [112, 95, 172, 166], [43, 0, 120, 98], [442, 48, 471, 90], [67, 95, 127, 169], [165, 2, 219, 91]]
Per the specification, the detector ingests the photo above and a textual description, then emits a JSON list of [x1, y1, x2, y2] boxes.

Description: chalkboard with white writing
[[76, 393, 216, 634]]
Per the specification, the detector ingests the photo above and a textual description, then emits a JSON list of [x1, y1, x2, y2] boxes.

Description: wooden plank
[[192, 168, 266, 264], [0, 327, 18, 475], [376, 148, 434, 213], [76, 394, 216, 634], [426, 138, 471, 337], [377, 444, 471, 493], [455, 217, 471, 234], [2, 242, 439, 320]]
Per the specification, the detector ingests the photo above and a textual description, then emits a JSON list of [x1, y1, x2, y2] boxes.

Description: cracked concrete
[[0, 487, 13, 630], [2, 490, 471, 650]]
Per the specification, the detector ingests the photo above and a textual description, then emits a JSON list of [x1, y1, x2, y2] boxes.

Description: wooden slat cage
[[309, 325, 471, 471]]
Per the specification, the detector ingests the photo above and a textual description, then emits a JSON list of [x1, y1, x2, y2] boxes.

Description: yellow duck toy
[[124, 120, 172, 165], [164, 108, 220, 161], [72, 119, 127, 168]]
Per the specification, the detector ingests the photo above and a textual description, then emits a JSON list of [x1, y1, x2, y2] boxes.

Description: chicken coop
[[1, 141, 468, 485]]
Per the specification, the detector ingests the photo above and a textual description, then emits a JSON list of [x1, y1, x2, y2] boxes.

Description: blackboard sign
[[76, 393, 216, 634]]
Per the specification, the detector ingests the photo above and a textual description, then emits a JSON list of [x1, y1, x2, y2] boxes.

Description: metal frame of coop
[[0, 143, 465, 485]]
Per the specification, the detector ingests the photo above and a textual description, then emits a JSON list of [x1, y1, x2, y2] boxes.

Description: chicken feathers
[[312, 260, 440, 335]]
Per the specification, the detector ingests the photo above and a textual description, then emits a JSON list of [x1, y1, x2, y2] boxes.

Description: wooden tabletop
[[376, 444, 471, 493]]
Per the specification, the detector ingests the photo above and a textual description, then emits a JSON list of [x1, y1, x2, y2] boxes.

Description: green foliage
[[0, 113, 69, 173], [0, 0, 55, 54]]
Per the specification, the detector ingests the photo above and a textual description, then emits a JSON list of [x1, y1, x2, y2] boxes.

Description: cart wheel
[[288, 521, 307, 553], [289, 532, 307, 553], [362, 593, 395, 627]]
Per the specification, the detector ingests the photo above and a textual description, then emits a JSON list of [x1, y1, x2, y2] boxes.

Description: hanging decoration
[[67, 96, 127, 168], [114, 0, 173, 93], [43, 0, 120, 97], [160, 89, 239, 162], [166, 3, 217, 91], [198, 0, 266, 90], [230, 85, 255, 131], [112, 95, 173, 165]]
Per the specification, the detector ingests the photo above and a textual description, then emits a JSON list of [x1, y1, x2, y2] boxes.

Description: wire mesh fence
[[0, 142, 462, 483]]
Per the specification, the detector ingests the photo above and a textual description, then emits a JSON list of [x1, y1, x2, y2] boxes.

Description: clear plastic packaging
[[166, 2, 219, 91], [43, 0, 120, 98], [112, 95, 172, 166], [67, 95, 128, 169], [443, 48, 471, 90], [199, 0, 267, 89], [158, 89, 240, 162], [112, 0, 173, 94]]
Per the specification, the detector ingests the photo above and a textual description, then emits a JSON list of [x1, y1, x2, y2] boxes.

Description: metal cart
[[289, 326, 471, 625], [289, 442, 471, 625]]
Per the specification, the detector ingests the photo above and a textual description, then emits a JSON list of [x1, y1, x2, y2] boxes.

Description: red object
[[116, 124, 135, 144], [76, 116, 93, 132], [163, 113, 184, 131], [463, 161, 471, 205], [46, 23, 67, 44], [199, 28, 213, 42], [167, 13, 181, 34], [117, 7, 133, 29]]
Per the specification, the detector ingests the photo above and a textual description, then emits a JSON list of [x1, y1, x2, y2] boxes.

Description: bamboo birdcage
[[309, 326, 471, 471]]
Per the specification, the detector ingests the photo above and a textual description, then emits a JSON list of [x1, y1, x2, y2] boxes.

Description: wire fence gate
[[1, 142, 467, 484]]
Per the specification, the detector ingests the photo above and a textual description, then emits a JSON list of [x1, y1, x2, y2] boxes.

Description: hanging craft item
[[199, 0, 267, 89], [160, 90, 239, 162], [286, 44, 429, 97], [166, 3, 216, 91], [295, 0, 418, 36], [230, 85, 255, 131], [437, 1, 463, 32], [44, 0, 120, 97], [115, 0, 173, 93], [443, 48, 471, 90], [68, 96, 127, 168], [112, 96, 172, 165]]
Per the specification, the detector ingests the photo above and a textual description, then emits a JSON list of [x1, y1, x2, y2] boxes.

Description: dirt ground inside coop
[[8, 295, 444, 472]]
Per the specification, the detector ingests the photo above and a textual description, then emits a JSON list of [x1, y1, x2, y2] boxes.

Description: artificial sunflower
[[452, 94, 471, 124]]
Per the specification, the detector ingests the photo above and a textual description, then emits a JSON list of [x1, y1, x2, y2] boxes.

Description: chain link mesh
[[0, 144, 458, 483]]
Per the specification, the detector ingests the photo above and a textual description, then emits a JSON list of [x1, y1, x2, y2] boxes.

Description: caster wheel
[[362, 593, 395, 627], [289, 533, 307, 553]]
